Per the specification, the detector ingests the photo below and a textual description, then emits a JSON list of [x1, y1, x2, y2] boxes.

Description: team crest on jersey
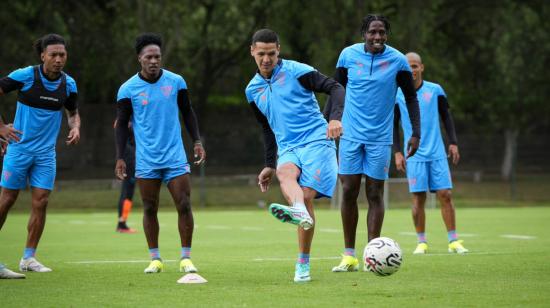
[[423, 92, 433, 102], [160, 85, 173, 97], [379, 60, 390, 71]]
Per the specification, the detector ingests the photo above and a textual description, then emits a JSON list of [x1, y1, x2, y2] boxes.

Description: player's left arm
[[177, 89, 205, 165], [438, 95, 459, 165], [298, 71, 345, 139], [396, 71, 420, 158], [64, 85, 80, 145]]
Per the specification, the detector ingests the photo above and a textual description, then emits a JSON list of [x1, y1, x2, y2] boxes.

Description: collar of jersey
[[362, 44, 387, 57], [138, 69, 164, 84]]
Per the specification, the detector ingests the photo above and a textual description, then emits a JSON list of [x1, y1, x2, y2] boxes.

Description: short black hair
[[33, 34, 66, 56], [251, 29, 279, 45], [135, 33, 162, 54], [360, 14, 391, 37]]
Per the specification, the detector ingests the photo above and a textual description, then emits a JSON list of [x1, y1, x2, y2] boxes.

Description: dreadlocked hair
[[360, 14, 391, 37]]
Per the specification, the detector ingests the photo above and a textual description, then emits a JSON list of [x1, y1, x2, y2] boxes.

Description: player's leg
[[334, 139, 364, 272], [138, 177, 164, 273], [430, 159, 468, 253], [166, 172, 198, 273], [269, 157, 313, 229], [116, 176, 136, 233], [20, 154, 55, 272], [407, 160, 430, 254], [0, 188, 19, 230], [364, 144, 392, 242], [294, 187, 317, 282], [19, 187, 52, 272]]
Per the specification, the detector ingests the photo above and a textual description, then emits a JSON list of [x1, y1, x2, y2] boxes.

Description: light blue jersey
[[337, 44, 410, 144], [396, 81, 446, 162], [245, 59, 332, 156], [117, 69, 188, 171], [7, 66, 77, 155]]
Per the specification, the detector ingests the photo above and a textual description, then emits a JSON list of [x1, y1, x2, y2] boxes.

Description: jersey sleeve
[[177, 75, 188, 91], [66, 76, 78, 95], [398, 54, 412, 72], [7, 66, 34, 88], [336, 49, 347, 68], [292, 61, 315, 79], [437, 84, 447, 98], [117, 84, 131, 102], [245, 86, 254, 103]]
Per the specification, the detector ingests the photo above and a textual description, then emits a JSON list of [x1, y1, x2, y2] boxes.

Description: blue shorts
[[1, 150, 56, 190], [277, 141, 338, 198], [338, 139, 391, 180], [406, 159, 453, 193], [136, 164, 191, 183]]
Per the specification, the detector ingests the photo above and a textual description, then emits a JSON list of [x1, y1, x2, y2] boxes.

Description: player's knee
[[142, 201, 158, 217], [276, 166, 298, 183], [341, 181, 360, 199], [32, 195, 49, 211], [437, 190, 452, 203], [0, 194, 18, 208], [177, 197, 192, 215], [366, 186, 383, 205]]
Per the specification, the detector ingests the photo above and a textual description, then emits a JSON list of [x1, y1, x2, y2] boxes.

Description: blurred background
[[0, 0, 548, 209]]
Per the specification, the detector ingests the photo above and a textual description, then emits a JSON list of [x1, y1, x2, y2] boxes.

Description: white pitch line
[[253, 256, 340, 262], [241, 227, 264, 231], [500, 234, 536, 240], [66, 259, 178, 264], [318, 228, 340, 233]]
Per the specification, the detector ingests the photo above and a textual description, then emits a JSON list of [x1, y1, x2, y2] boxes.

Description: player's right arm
[[392, 105, 406, 172], [0, 75, 24, 143], [249, 101, 277, 192], [115, 97, 133, 180]]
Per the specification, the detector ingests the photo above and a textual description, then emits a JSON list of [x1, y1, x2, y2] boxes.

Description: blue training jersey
[[337, 44, 411, 145], [396, 81, 447, 162], [245, 59, 331, 156], [117, 69, 188, 170], [7, 66, 77, 154]]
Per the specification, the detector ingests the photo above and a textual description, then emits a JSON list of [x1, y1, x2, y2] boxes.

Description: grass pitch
[[1, 207, 549, 307]]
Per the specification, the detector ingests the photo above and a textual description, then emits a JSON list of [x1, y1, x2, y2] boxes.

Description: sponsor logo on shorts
[[408, 178, 417, 186], [313, 169, 321, 182], [2, 170, 12, 182]]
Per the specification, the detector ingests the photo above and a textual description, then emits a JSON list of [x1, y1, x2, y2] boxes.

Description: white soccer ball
[[363, 237, 403, 276]]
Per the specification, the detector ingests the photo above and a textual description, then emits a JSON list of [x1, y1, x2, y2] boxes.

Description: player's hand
[[258, 167, 276, 193], [193, 141, 206, 165], [394, 152, 406, 172], [406, 136, 419, 158], [66, 127, 80, 145], [115, 159, 127, 180], [448, 144, 460, 165], [0, 123, 21, 143], [0, 139, 8, 156], [326, 120, 343, 140]]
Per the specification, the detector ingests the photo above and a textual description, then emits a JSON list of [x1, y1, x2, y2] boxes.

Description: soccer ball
[[363, 237, 403, 276]]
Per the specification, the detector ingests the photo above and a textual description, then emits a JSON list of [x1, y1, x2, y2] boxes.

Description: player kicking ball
[[394, 52, 468, 254], [245, 29, 344, 282]]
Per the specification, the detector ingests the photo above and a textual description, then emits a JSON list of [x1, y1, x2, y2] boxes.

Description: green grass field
[[1, 207, 550, 307]]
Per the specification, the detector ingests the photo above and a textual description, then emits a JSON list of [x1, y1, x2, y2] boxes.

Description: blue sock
[[23, 248, 36, 260], [181, 247, 191, 259], [297, 253, 310, 264], [417, 232, 427, 243], [448, 230, 458, 243], [149, 248, 161, 260], [344, 248, 355, 257]]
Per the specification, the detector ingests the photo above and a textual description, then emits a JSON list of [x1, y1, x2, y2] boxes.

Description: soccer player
[[115, 33, 206, 274], [0, 262, 25, 279], [0, 34, 80, 273], [394, 52, 468, 254], [332, 15, 421, 272], [245, 29, 344, 282], [114, 119, 136, 233]]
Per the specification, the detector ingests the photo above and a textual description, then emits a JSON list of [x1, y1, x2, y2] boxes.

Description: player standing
[[114, 120, 136, 233], [0, 34, 80, 273], [246, 29, 344, 282], [115, 33, 206, 274], [394, 52, 468, 254], [332, 15, 421, 272]]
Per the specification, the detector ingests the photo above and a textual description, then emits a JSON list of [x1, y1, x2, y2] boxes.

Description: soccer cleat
[[448, 240, 469, 254], [19, 257, 52, 272], [413, 242, 429, 254], [144, 259, 164, 273], [179, 259, 198, 273], [0, 264, 26, 279], [294, 263, 311, 283], [269, 203, 314, 230], [332, 255, 359, 272], [116, 227, 137, 234]]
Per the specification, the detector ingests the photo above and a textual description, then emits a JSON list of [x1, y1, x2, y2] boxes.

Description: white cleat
[[269, 203, 314, 230], [19, 257, 52, 272], [0, 264, 26, 279]]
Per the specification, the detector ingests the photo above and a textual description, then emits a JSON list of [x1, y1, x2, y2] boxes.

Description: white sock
[[293, 202, 307, 211]]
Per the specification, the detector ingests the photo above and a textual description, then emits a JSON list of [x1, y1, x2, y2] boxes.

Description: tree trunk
[[501, 129, 518, 181]]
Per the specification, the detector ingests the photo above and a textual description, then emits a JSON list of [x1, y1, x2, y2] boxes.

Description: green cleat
[[269, 203, 313, 230], [294, 263, 311, 283]]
